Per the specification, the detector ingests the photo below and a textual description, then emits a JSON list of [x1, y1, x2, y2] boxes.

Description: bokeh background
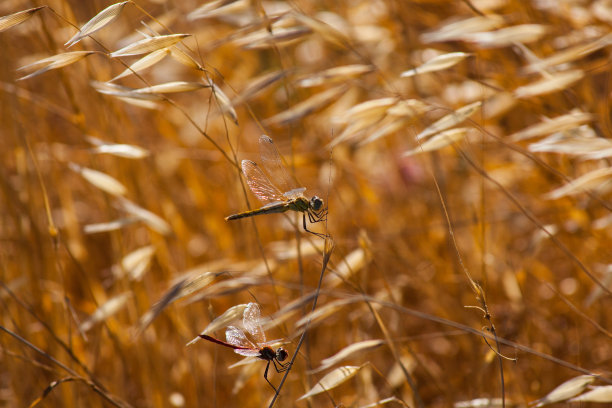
[[1, 0, 612, 407]]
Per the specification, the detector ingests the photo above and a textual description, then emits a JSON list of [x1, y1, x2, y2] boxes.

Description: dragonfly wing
[[226, 326, 260, 357], [283, 187, 307, 200], [242, 160, 285, 203], [234, 348, 261, 358], [259, 135, 298, 193], [259, 338, 283, 348], [243, 303, 266, 344]]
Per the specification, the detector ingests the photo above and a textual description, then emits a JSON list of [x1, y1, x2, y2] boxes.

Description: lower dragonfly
[[226, 135, 327, 238], [199, 303, 289, 392]]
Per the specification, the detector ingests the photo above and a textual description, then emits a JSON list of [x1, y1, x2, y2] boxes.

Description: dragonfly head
[[275, 347, 288, 362], [310, 196, 324, 212]]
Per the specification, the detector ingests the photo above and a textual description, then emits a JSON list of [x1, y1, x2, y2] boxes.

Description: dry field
[[2, 0, 612, 407]]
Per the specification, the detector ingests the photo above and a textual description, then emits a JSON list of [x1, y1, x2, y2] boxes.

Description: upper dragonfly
[[226, 135, 327, 238]]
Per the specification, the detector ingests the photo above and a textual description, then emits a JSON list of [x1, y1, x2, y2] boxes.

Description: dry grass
[[1, 0, 612, 407]]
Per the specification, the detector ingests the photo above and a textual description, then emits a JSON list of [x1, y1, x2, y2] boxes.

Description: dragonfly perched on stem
[[198, 303, 289, 392], [226, 135, 328, 238]]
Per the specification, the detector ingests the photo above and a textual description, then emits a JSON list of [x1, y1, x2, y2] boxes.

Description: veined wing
[[225, 326, 260, 357], [259, 135, 299, 194], [243, 303, 266, 344], [283, 187, 307, 200], [242, 159, 285, 203]]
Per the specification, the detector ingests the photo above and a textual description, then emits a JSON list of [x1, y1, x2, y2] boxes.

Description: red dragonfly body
[[199, 303, 289, 391]]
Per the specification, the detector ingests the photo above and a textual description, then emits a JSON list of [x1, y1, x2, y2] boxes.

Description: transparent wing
[[259, 135, 299, 194], [283, 187, 307, 199], [243, 303, 266, 344], [242, 160, 286, 203], [225, 326, 260, 357]]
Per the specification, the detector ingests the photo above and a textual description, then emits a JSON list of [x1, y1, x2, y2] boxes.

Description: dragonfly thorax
[[259, 346, 277, 361], [259, 346, 288, 362], [310, 196, 324, 211]]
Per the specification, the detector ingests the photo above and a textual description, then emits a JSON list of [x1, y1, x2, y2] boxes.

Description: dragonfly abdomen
[[225, 204, 291, 221]]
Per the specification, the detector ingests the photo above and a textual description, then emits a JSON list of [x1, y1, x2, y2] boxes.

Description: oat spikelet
[[137, 271, 219, 333], [118, 197, 172, 235], [169, 47, 204, 71], [83, 218, 138, 234], [91, 81, 164, 99], [523, 33, 612, 73], [546, 168, 612, 200], [68, 162, 127, 196], [298, 365, 364, 400], [514, 70, 584, 99], [186, 277, 267, 303], [91, 81, 163, 108], [386, 99, 430, 117], [87, 136, 150, 159], [334, 97, 398, 125], [264, 85, 347, 126], [460, 24, 548, 48], [133, 81, 208, 94], [400, 52, 471, 78], [234, 26, 312, 50], [268, 239, 324, 261], [509, 111, 593, 142], [421, 15, 504, 43], [297, 64, 375, 88], [111, 245, 156, 281], [187, 0, 249, 21], [529, 133, 612, 160], [455, 398, 517, 408], [65, 1, 130, 48], [325, 248, 368, 287], [417, 101, 481, 140], [358, 116, 410, 146], [17, 51, 95, 80], [569, 386, 612, 403], [331, 98, 430, 147], [80, 292, 132, 332], [533, 375, 595, 407], [295, 299, 356, 330], [110, 34, 190, 57], [211, 82, 238, 125], [404, 128, 469, 156], [110, 48, 170, 81], [311, 339, 384, 373], [293, 12, 349, 48], [232, 70, 288, 107], [0, 6, 45, 33], [262, 292, 316, 331]]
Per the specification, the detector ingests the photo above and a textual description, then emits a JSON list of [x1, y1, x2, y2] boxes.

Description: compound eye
[[311, 196, 323, 211], [276, 348, 288, 362]]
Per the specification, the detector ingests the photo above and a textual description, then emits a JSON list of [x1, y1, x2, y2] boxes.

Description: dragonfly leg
[[263, 360, 278, 392], [308, 209, 325, 223], [318, 208, 328, 222], [307, 211, 316, 223], [303, 213, 328, 239], [308, 208, 327, 223], [273, 358, 291, 373]]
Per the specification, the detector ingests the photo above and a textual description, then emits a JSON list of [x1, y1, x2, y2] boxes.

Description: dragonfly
[[199, 302, 289, 392], [226, 135, 327, 238]]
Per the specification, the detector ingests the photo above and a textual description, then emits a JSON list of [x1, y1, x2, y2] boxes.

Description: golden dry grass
[[1, 0, 612, 407]]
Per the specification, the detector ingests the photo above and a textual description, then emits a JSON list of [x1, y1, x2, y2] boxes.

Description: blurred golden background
[[1, 0, 611, 407]]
